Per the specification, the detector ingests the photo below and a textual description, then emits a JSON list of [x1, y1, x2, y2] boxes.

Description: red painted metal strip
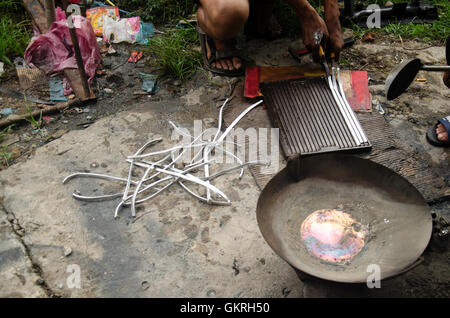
[[244, 66, 261, 99], [349, 70, 371, 112]]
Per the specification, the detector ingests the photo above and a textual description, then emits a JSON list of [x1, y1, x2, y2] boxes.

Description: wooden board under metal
[[223, 80, 448, 203], [260, 78, 372, 157], [22, 0, 95, 101]]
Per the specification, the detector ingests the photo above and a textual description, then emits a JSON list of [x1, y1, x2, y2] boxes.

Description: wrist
[[323, 0, 341, 24], [325, 18, 342, 33]]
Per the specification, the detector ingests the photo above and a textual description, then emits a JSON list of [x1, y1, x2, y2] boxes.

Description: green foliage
[[0, 1, 31, 65], [0, 0, 23, 12], [148, 24, 201, 82], [116, 0, 198, 24], [272, 0, 448, 42], [0, 146, 12, 166], [0, 124, 14, 167], [24, 106, 43, 131], [0, 124, 15, 144], [351, 0, 450, 42], [273, 1, 303, 38]]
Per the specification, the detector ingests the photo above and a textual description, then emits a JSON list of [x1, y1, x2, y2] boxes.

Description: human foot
[[427, 116, 450, 147], [205, 38, 242, 72], [436, 123, 449, 142]]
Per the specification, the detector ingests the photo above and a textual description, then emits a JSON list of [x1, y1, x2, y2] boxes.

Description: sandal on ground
[[197, 26, 245, 77], [426, 116, 450, 147]]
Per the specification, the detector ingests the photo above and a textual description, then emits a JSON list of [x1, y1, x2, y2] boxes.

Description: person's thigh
[[199, 0, 249, 19], [198, 0, 250, 39]]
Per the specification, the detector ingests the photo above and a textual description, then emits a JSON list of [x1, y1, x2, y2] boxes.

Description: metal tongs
[[318, 43, 369, 146]]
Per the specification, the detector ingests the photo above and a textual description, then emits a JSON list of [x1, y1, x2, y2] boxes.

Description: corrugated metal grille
[[261, 77, 371, 157]]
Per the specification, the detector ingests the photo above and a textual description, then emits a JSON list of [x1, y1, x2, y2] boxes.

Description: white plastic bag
[[102, 16, 141, 43]]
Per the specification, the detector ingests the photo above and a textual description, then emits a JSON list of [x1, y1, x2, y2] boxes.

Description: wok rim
[[256, 154, 432, 283]]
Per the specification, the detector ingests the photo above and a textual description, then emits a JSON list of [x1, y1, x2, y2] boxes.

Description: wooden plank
[[224, 79, 448, 203], [23, 0, 48, 33]]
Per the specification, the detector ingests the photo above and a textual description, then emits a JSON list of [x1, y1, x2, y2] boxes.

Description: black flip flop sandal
[[197, 26, 245, 77], [426, 115, 450, 147]]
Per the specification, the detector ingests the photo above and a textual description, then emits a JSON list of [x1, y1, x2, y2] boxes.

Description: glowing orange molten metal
[[300, 209, 367, 263]]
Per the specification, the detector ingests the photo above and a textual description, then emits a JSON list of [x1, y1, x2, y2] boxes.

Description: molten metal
[[300, 209, 367, 263]]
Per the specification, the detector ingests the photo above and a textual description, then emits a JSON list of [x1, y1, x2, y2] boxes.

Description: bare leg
[[197, 0, 249, 71]]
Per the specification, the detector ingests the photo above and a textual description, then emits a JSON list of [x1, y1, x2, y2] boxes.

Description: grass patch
[[147, 24, 201, 82], [0, 124, 15, 142], [0, 124, 15, 167], [0, 0, 31, 65], [0, 146, 12, 167], [273, 1, 304, 38], [351, 0, 449, 43], [115, 0, 198, 24], [24, 106, 43, 131], [272, 0, 448, 43]]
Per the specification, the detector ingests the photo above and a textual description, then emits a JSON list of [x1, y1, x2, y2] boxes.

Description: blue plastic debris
[[139, 73, 158, 94], [136, 22, 155, 45], [49, 76, 68, 102], [91, 1, 131, 15], [0, 108, 16, 117]]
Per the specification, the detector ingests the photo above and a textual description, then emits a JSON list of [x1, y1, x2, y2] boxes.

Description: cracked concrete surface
[[0, 104, 304, 298], [0, 206, 47, 297], [0, 35, 448, 298]]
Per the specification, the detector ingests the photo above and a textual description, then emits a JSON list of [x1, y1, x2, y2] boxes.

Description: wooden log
[[44, 0, 56, 28], [0, 99, 81, 129]]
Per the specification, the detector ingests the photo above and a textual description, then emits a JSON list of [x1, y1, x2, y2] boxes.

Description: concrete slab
[[0, 35, 448, 298], [0, 207, 46, 297], [0, 105, 304, 298]]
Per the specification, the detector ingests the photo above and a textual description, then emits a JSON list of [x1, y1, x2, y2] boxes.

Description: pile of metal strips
[[261, 62, 371, 157], [324, 60, 369, 147], [63, 99, 267, 218]]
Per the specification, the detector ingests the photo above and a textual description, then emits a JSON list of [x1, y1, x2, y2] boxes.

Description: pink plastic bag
[[24, 15, 100, 95]]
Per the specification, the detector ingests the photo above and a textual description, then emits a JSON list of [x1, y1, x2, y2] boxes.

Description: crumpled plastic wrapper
[[24, 14, 100, 95]]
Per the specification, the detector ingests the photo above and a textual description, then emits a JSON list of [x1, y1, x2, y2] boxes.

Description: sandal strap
[[198, 27, 243, 69], [215, 49, 241, 60], [196, 25, 206, 35], [438, 116, 450, 134]]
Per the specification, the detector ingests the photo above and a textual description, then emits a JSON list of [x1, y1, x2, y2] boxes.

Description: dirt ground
[[0, 31, 448, 298]]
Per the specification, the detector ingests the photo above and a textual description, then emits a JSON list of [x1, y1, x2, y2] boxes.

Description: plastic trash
[[91, 1, 131, 15], [0, 62, 4, 77], [24, 15, 101, 95], [0, 108, 16, 117], [103, 16, 141, 43], [139, 73, 158, 94], [373, 99, 385, 115], [86, 6, 120, 37], [136, 22, 155, 45], [55, 6, 67, 21], [128, 51, 143, 63], [15, 57, 47, 91], [49, 76, 68, 102]]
